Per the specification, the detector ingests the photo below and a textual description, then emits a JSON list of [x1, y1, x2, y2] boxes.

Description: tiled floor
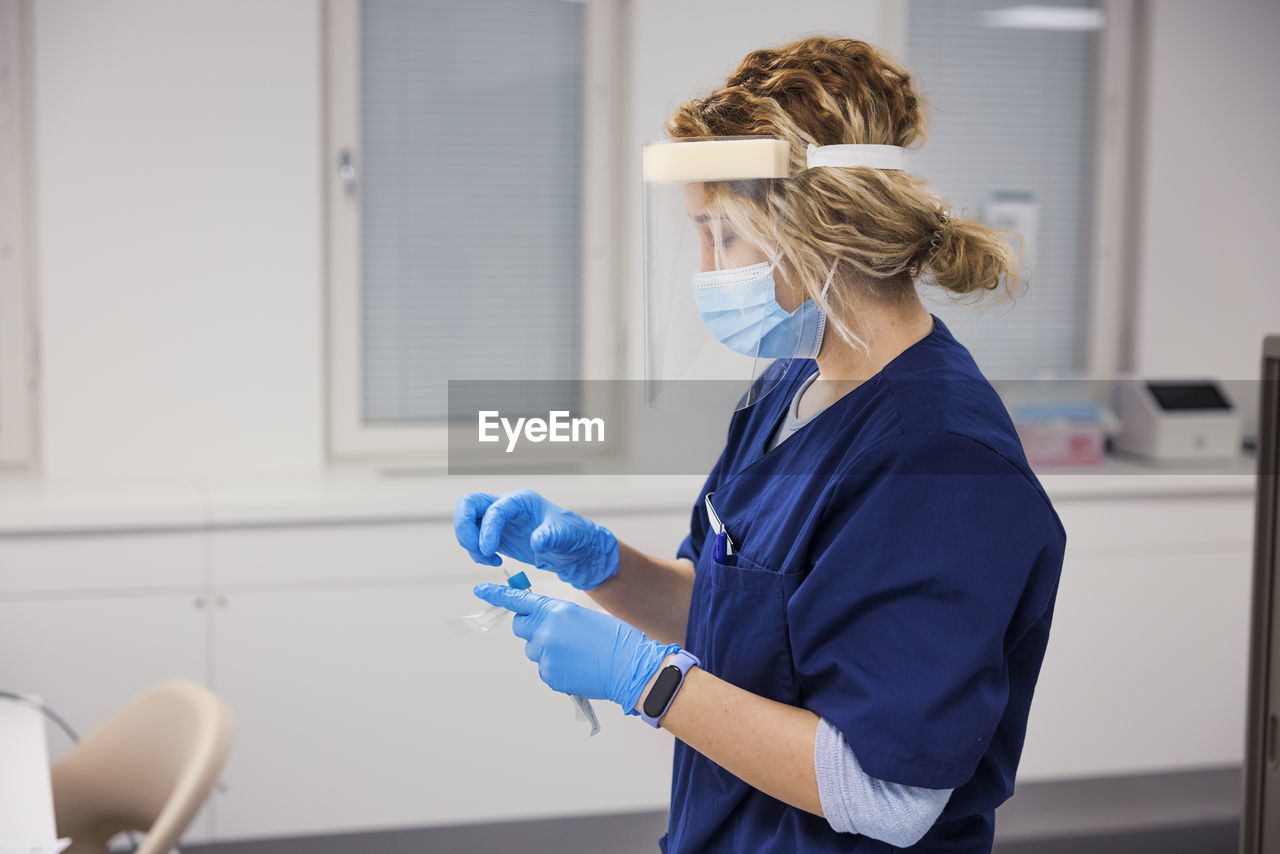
[[184, 766, 1244, 853], [184, 813, 1240, 854], [185, 811, 669, 854], [992, 822, 1237, 854]]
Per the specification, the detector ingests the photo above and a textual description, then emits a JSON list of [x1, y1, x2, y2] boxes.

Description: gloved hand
[[473, 583, 680, 713], [454, 489, 620, 591]]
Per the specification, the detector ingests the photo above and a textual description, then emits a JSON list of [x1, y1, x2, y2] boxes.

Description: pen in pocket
[[705, 492, 734, 561]]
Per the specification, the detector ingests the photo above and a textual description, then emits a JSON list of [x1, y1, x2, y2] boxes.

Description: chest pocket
[[688, 528, 800, 705]]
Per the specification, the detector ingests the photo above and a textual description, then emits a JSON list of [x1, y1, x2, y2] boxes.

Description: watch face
[[643, 664, 684, 718]]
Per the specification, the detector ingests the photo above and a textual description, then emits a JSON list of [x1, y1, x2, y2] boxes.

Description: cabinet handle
[[1267, 713, 1278, 767]]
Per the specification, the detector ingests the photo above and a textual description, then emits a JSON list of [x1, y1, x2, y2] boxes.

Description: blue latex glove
[[454, 489, 620, 591], [473, 583, 679, 713]]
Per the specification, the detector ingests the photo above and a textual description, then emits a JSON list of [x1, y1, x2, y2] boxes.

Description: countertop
[[0, 452, 1258, 536]]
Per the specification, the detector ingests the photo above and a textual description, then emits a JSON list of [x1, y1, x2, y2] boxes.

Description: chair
[[50, 679, 234, 854]]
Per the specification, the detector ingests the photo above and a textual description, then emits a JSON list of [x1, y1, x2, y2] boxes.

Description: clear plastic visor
[[643, 138, 813, 413]]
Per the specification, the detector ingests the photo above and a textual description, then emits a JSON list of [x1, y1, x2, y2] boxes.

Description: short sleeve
[[787, 431, 1064, 789], [676, 516, 705, 565]]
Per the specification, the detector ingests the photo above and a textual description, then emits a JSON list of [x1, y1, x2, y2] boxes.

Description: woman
[[456, 37, 1065, 853]]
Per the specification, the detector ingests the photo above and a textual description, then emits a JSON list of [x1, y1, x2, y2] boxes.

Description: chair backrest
[[51, 679, 234, 854]]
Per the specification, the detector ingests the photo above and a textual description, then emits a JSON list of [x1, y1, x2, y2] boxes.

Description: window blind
[[907, 0, 1098, 379], [359, 0, 584, 423]]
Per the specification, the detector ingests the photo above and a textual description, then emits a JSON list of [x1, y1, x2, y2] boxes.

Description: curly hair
[[665, 36, 1023, 355]]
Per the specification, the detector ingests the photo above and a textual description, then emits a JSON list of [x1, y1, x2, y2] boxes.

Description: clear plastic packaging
[[450, 569, 600, 737], [569, 695, 601, 736], [447, 602, 510, 637]]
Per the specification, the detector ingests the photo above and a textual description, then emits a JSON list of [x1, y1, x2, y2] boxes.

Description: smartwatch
[[639, 649, 700, 728]]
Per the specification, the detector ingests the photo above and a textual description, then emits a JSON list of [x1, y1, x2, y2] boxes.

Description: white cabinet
[[1019, 546, 1253, 779], [209, 522, 450, 586], [0, 489, 1259, 843], [1014, 494, 1255, 780], [0, 530, 204, 593], [209, 581, 673, 840]]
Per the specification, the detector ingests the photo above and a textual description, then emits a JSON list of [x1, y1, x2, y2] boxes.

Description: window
[[906, 0, 1125, 379], [325, 0, 623, 462], [0, 0, 37, 469]]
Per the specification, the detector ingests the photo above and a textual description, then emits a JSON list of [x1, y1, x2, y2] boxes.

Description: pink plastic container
[[1010, 403, 1107, 468]]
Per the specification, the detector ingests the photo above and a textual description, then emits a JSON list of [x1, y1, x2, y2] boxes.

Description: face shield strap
[[804, 144, 915, 280], [805, 143, 909, 172]]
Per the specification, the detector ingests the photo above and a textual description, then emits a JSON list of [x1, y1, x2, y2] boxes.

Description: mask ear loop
[[803, 259, 838, 360], [820, 259, 837, 302], [761, 243, 786, 280]]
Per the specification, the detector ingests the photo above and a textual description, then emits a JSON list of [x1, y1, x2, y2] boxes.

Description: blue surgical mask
[[692, 261, 827, 359]]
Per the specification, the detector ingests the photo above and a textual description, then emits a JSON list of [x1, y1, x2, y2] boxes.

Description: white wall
[[33, 0, 324, 478], [30, 0, 897, 476], [25, 0, 1280, 478], [1131, 0, 1280, 381]]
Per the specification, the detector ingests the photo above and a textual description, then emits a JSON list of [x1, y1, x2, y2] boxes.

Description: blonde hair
[[667, 36, 1023, 354]]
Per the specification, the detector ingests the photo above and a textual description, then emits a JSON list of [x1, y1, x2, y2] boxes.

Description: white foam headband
[[806, 143, 908, 171]]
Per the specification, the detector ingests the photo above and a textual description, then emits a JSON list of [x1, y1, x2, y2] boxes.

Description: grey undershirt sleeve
[[814, 716, 955, 847]]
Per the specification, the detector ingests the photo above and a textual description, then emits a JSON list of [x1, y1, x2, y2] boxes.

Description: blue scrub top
[[660, 316, 1066, 853]]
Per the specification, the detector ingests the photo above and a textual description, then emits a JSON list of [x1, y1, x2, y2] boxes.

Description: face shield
[[643, 137, 817, 412], [642, 138, 911, 412]]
